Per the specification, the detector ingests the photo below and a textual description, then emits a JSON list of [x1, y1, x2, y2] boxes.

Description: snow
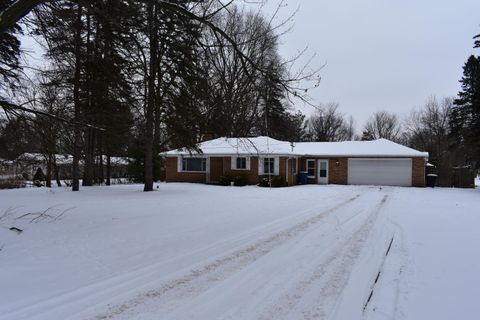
[[165, 136, 428, 158], [0, 183, 478, 320], [294, 139, 428, 157], [165, 136, 294, 156]]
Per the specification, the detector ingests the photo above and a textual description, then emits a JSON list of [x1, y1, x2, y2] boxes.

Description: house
[[164, 136, 429, 187]]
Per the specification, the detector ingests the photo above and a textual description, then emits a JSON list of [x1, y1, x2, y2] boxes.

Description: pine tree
[[450, 52, 480, 167], [0, 0, 23, 98]]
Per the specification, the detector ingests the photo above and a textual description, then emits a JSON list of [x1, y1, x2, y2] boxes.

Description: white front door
[[318, 159, 328, 184]]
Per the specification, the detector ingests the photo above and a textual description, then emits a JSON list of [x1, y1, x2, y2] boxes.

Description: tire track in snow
[[0, 193, 349, 320], [258, 194, 389, 320], [94, 194, 364, 320]]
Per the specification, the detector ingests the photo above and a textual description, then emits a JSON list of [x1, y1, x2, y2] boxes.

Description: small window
[[263, 157, 275, 174], [292, 158, 297, 175], [182, 158, 206, 172], [236, 157, 247, 170], [307, 159, 315, 177]]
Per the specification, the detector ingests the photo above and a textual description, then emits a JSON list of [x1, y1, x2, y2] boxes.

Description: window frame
[[235, 157, 248, 170], [181, 157, 207, 173], [263, 157, 275, 175], [292, 158, 298, 175], [318, 160, 328, 178], [307, 159, 315, 178]]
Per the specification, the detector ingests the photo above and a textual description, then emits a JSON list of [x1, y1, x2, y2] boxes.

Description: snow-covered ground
[[0, 183, 478, 320]]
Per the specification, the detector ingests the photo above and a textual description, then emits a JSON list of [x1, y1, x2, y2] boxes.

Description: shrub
[[233, 175, 247, 186], [258, 175, 271, 187], [258, 175, 287, 188], [33, 168, 45, 186], [271, 176, 288, 187], [0, 177, 26, 189], [219, 175, 233, 186]]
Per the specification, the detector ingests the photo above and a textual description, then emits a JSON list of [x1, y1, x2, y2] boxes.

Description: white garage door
[[348, 158, 412, 186]]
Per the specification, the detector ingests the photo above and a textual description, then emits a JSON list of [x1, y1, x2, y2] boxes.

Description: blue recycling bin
[[298, 171, 308, 185]]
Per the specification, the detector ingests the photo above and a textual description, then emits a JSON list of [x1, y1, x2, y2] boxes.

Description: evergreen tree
[[0, 0, 22, 99], [450, 51, 480, 168]]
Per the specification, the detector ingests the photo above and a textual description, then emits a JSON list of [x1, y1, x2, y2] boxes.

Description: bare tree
[[306, 103, 354, 141], [362, 111, 401, 141], [404, 97, 460, 186]]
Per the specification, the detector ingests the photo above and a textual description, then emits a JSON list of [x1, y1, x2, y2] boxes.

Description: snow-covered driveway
[[0, 183, 478, 320]]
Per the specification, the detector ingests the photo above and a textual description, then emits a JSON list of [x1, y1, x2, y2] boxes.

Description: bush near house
[[233, 175, 247, 186], [0, 176, 26, 189], [219, 175, 233, 186], [219, 175, 247, 186], [258, 175, 288, 188]]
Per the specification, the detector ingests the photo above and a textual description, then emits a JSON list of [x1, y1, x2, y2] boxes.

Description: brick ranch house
[[164, 136, 429, 187]]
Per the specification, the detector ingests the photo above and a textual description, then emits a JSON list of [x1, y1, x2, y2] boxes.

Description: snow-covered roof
[[165, 137, 293, 156], [294, 139, 429, 157], [164, 137, 429, 158]]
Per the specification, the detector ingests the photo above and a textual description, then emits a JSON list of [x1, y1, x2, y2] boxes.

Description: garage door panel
[[348, 159, 412, 186]]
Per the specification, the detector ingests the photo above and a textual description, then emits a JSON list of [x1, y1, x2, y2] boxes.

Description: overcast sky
[[19, 1, 480, 130], [254, 0, 480, 128]]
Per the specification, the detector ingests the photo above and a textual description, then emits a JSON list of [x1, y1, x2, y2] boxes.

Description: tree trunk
[[106, 152, 111, 186], [98, 139, 104, 184], [54, 156, 61, 187], [144, 1, 158, 192], [72, 4, 83, 192], [82, 128, 94, 186], [46, 153, 52, 188]]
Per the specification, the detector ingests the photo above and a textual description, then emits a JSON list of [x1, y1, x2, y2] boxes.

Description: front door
[[318, 159, 328, 184]]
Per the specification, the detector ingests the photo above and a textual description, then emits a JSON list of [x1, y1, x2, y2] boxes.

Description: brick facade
[[222, 156, 260, 185], [412, 157, 426, 187], [297, 157, 348, 185], [165, 157, 206, 183], [329, 158, 348, 184], [165, 155, 426, 187]]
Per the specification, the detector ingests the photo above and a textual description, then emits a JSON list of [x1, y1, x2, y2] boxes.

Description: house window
[[292, 158, 297, 175], [182, 158, 206, 172], [263, 157, 275, 175], [307, 159, 315, 177], [236, 157, 247, 170]]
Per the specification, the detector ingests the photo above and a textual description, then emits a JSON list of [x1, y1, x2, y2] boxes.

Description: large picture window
[[182, 158, 206, 172], [307, 159, 315, 178], [263, 157, 275, 175]]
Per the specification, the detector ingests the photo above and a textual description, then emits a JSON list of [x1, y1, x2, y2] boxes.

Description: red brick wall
[[165, 157, 206, 183], [223, 156, 260, 185], [297, 157, 347, 185], [329, 158, 348, 185], [412, 157, 426, 187], [166, 156, 426, 187]]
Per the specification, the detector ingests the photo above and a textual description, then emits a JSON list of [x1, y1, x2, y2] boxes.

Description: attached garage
[[348, 158, 412, 187]]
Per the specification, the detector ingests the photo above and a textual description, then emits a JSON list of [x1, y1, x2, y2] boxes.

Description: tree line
[[0, 1, 479, 190], [0, 0, 320, 191]]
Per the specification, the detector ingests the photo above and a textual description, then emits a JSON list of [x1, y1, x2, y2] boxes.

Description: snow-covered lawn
[[0, 183, 478, 320]]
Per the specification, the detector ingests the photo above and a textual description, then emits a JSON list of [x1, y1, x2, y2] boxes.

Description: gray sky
[[256, 0, 480, 128], [19, 0, 480, 131]]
